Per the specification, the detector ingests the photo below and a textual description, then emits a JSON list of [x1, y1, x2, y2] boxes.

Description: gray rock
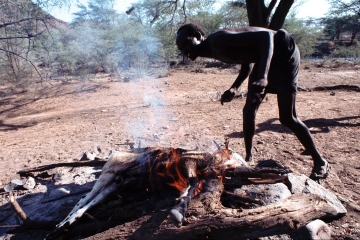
[[4, 182, 16, 192], [286, 173, 347, 216], [286, 173, 308, 194], [255, 159, 289, 172], [304, 178, 347, 215], [292, 219, 331, 240], [80, 152, 96, 161], [235, 183, 292, 205], [23, 177, 36, 189], [11, 179, 23, 185], [3, 179, 23, 192]]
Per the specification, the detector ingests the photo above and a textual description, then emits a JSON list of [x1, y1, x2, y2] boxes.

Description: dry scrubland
[[0, 62, 359, 238]]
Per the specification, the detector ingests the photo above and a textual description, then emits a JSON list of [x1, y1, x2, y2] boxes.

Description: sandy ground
[[0, 63, 359, 238]]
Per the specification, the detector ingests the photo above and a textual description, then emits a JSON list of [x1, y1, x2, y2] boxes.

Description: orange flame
[[151, 148, 189, 193], [149, 148, 235, 196], [194, 179, 205, 196], [166, 149, 189, 192], [211, 147, 233, 183]]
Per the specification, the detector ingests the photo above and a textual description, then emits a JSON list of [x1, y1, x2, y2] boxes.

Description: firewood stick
[[9, 192, 33, 225], [225, 169, 287, 178], [17, 160, 107, 176], [8, 192, 57, 231], [223, 176, 287, 187], [0, 225, 21, 228], [222, 190, 261, 204], [223, 169, 288, 186]]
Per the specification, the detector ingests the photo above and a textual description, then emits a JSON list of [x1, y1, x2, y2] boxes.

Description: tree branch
[[0, 30, 46, 40], [0, 17, 52, 29], [269, 0, 294, 30], [268, 0, 278, 14], [0, 47, 44, 84], [182, 0, 187, 24]]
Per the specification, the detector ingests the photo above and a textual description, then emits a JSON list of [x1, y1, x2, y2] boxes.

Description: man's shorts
[[249, 29, 300, 94]]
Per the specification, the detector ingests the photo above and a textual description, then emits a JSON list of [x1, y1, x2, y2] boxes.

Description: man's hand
[[221, 88, 236, 105]]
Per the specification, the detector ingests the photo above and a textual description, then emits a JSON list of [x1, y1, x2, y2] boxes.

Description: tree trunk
[[245, 0, 270, 27], [245, 0, 294, 30]]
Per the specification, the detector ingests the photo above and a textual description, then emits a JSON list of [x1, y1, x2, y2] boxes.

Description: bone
[[56, 183, 117, 229]]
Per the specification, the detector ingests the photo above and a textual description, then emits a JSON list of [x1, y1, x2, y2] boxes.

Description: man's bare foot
[[310, 160, 331, 184], [245, 154, 253, 164]]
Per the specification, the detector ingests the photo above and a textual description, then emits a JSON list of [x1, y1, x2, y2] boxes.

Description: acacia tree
[[325, 0, 360, 45], [218, 1, 249, 28], [283, 15, 323, 57], [54, 0, 165, 77], [126, 0, 307, 62], [128, 0, 220, 60], [328, 0, 360, 16], [0, 0, 71, 82]]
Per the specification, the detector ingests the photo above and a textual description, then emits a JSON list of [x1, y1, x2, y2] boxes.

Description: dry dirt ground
[[0, 62, 359, 239]]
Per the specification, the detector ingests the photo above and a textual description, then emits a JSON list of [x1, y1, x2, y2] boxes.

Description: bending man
[[175, 23, 330, 182]]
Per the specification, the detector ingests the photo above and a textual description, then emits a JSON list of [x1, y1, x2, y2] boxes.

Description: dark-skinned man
[[176, 23, 331, 182]]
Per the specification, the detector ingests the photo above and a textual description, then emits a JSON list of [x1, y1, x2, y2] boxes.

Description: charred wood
[[223, 168, 288, 187]]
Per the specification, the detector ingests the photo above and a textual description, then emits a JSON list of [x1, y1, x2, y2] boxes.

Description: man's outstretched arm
[[230, 63, 252, 90], [253, 31, 273, 91], [221, 64, 252, 105]]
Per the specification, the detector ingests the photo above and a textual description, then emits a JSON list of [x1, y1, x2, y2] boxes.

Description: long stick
[[9, 192, 32, 225], [18, 159, 107, 176]]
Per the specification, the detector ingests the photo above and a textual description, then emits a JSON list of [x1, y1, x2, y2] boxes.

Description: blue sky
[[49, 0, 330, 23]]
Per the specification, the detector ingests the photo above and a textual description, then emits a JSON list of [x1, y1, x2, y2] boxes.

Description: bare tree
[[0, 0, 69, 82], [325, 0, 360, 45]]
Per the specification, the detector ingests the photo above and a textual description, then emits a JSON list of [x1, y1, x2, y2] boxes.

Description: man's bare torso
[[204, 27, 277, 64]]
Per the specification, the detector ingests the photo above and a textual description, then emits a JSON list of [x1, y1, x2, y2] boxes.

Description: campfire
[[0, 141, 346, 240]]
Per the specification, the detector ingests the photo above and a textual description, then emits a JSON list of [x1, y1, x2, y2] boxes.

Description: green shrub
[[331, 44, 360, 59]]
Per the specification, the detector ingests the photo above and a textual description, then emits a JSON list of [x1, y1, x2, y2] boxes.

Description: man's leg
[[243, 89, 266, 162], [276, 88, 329, 177]]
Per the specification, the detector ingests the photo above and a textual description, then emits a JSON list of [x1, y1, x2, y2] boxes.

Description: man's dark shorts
[[249, 29, 300, 93]]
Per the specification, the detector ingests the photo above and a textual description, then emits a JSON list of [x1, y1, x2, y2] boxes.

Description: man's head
[[176, 23, 205, 60]]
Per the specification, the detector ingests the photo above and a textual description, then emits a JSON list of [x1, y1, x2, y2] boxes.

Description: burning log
[[223, 168, 288, 186], [44, 146, 248, 239]]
